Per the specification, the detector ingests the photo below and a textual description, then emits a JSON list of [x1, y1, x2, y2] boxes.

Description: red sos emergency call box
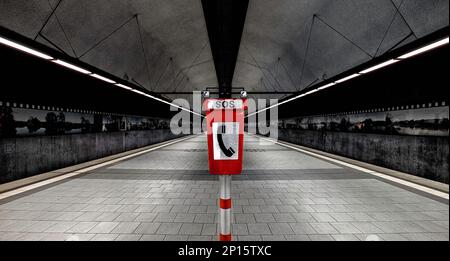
[[204, 99, 247, 175]]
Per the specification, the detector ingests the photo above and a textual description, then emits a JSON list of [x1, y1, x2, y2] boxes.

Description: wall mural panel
[[0, 105, 170, 138], [279, 105, 449, 137]]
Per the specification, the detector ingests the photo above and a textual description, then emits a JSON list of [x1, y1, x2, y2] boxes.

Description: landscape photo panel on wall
[[0, 106, 170, 138], [279, 105, 449, 137]]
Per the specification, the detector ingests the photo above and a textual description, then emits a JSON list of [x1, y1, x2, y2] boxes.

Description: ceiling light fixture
[[0, 34, 203, 118], [335, 73, 360, 83], [303, 89, 319, 95], [0, 36, 53, 60], [90, 73, 116, 84], [53, 59, 91, 74], [317, 82, 336, 90], [129, 89, 203, 117], [247, 92, 306, 117], [359, 59, 399, 74], [115, 83, 133, 90], [246, 35, 449, 118], [398, 37, 449, 59], [131, 89, 145, 96]]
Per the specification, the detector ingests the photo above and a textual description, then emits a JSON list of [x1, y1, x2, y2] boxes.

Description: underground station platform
[[0, 133, 448, 242], [0, 0, 448, 257]]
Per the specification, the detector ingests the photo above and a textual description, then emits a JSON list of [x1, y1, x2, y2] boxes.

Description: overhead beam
[[201, 0, 249, 98]]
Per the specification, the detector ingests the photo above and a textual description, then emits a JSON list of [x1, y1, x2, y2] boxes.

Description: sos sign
[[207, 99, 244, 110]]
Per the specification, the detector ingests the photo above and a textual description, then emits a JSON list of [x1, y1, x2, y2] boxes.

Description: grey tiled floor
[[0, 134, 448, 241]]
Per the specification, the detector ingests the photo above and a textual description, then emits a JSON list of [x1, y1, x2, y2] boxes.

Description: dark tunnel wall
[[275, 45, 449, 183]]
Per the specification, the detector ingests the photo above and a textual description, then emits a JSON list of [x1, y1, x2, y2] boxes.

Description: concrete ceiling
[[0, 0, 448, 103]]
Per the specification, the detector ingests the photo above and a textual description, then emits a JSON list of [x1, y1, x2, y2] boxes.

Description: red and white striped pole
[[219, 175, 232, 241]]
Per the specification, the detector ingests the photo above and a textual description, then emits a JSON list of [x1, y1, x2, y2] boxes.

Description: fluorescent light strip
[[247, 36, 449, 118], [247, 82, 339, 117], [318, 82, 336, 90], [335, 73, 360, 83], [359, 59, 399, 74], [90, 74, 116, 84], [398, 37, 449, 59], [53, 59, 91, 74], [0, 35, 204, 117], [0, 36, 53, 60], [304, 89, 319, 95], [115, 83, 132, 90], [247, 93, 304, 117], [131, 89, 145, 95], [248, 73, 359, 117], [151, 95, 204, 117], [130, 89, 203, 117]]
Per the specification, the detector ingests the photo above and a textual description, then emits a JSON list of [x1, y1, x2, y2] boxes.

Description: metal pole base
[[219, 175, 232, 241]]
